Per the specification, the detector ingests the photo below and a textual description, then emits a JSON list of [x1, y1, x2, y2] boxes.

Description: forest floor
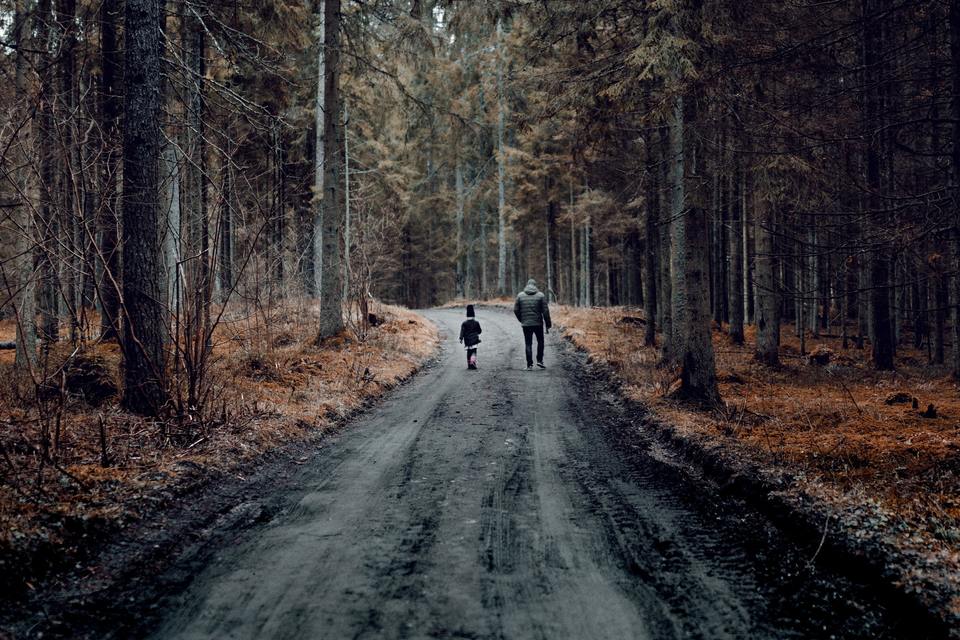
[[0, 301, 439, 600], [542, 303, 960, 623]]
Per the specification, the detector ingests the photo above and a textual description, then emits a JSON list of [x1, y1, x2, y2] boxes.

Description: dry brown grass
[[553, 305, 960, 557], [0, 302, 439, 571]]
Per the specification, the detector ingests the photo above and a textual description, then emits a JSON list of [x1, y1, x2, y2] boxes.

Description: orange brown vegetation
[[554, 305, 960, 596], [0, 303, 438, 584]]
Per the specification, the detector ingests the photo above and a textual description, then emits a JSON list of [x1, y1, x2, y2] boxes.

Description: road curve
[[149, 307, 912, 640]]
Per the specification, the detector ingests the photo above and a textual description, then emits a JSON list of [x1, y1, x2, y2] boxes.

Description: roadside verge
[[0, 303, 441, 635], [553, 305, 959, 639]]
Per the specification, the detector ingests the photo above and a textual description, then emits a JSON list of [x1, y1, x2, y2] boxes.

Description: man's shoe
[[536, 362, 546, 369], [526, 365, 533, 370]]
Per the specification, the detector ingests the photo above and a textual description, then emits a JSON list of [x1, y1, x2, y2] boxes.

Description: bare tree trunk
[[754, 182, 780, 366], [36, 0, 60, 347], [668, 95, 686, 361], [57, 0, 81, 345], [864, 0, 895, 370], [318, 0, 344, 339], [182, 2, 211, 409], [343, 99, 351, 300], [98, 0, 122, 341], [455, 155, 465, 298], [465, 208, 474, 299], [217, 142, 234, 299], [495, 17, 508, 296], [480, 218, 488, 298], [312, 0, 326, 298], [11, 0, 37, 369], [643, 135, 659, 346], [569, 178, 577, 305], [742, 170, 753, 325], [162, 145, 182, 317], [659, 126, 673, 349], [950, 0, 960, 379], [545, 194, 554, 303], [580, 216, 594, 307], [121, 0, 168, 415], [728, 163, 745, 345], [675, 102, 720, 404]]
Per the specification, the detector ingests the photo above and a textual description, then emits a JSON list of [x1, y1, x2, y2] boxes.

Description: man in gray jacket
[[514, 279, 552, 370]]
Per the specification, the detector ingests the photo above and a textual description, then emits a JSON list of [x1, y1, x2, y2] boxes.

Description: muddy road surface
[[127, 309, 919, 638]]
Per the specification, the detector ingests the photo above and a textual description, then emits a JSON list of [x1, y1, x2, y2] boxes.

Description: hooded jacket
[[514, 280, 552, 328]]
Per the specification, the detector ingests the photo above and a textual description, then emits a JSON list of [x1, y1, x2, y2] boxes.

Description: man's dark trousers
[[522, 325, 545, 367]]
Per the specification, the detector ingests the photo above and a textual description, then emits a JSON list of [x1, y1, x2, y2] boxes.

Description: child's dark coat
[[459, 319, 482, 347]]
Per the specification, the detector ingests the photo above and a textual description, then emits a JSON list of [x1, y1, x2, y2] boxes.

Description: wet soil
[[3, 309, 948, 639]]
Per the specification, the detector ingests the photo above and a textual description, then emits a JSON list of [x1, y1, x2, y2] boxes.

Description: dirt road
[[146, 308, 917, 639]]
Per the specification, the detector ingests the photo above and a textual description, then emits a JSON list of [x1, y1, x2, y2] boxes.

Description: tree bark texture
[[318, 0, 344, 339], [121, 0, 168, 414]]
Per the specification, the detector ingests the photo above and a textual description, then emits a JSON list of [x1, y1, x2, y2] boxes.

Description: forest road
[[149, 307, 915, 640]]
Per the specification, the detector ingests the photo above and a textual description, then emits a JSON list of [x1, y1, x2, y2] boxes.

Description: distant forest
[[1, 0, 959, 410]]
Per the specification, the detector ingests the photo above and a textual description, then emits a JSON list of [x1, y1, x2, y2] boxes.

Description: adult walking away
[[514, 279, 552, 370]]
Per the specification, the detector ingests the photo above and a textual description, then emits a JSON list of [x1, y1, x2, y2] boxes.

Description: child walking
[[458, 305, 482, 370]]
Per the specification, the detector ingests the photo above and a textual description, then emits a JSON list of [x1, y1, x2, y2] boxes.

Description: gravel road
[[147, 308, 919, 639]]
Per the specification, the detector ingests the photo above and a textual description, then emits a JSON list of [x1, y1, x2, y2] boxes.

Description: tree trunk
[[676, 105, 720, 404], [343, 100, 351, 300], [57, 0, 81, 344], [318, 0, 344, 339], [950, 0, 960, 379], [182, 2, 210, 409], [643, 137, 659, 346], [495, 17, 507, 296], [455, 155, 465, 298], [728, 164, 745, 344], [742, 170, 753, 325], [668, 95, 686, 361], [863, 0, 895, 370], [11, 0, 37, 369], [35, 0, 59, 347], [217, 143, 234, 299], [312, 0, 326, 298], [98, 0, 122, 341], [545, 195, 554, 303], [569, 179, 577, 305], [162, 145, 182, 316], [658, 126, 673, 348], [121, 0, 168, 415], [754, 183, 780, 366]]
